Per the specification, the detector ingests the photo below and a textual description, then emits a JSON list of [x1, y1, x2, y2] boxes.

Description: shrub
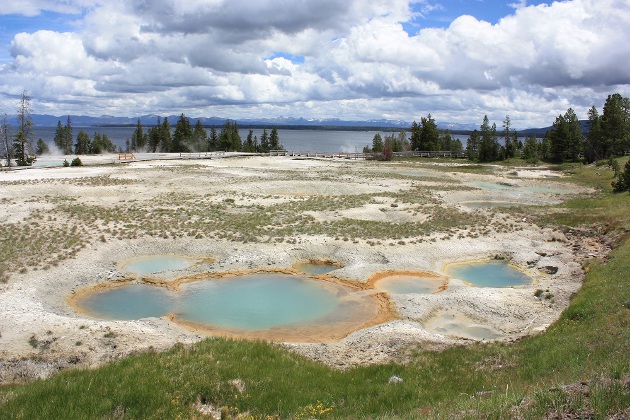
[[611, 159, 630, 193], [71, 157, 83, 167]]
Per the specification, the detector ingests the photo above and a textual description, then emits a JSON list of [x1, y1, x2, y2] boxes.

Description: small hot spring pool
[[75, 284, 177, 320], [122, 255, 196, 276], [446, 260, 531, 287], [177, 274, 339, 330], [74, 274, 381, 337]]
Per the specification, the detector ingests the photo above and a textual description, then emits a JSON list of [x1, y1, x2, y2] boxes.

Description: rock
[[388, 375, 403, 384], [541, 266, 559, 275]]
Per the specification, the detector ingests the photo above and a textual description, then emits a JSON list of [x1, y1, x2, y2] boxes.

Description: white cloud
[[0, 0, 629, 128], [0, 0, 102, 16]]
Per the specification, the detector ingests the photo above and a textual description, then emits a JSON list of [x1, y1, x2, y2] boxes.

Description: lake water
[[31, 126, 388, 154]]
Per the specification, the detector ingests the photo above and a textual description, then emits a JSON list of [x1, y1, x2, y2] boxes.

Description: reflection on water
[[123, 256, 195, 276], [75, 284, 176, 320], [177, 274, 338, 330], [75, 274, 379, 334]]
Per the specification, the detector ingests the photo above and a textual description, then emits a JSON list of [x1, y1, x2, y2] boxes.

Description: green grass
[[1, 159, 629, 418]]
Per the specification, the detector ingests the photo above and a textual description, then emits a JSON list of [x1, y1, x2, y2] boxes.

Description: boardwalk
[[269, 150, 468, 159]]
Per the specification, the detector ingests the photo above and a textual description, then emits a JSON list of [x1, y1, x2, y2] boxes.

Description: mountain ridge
[[11, 113, 570, 134]]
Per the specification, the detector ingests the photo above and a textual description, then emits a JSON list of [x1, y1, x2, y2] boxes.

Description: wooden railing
[[269, 150, 468, 159], [179, 151, 226, 159], [118, 152, 136, 160]]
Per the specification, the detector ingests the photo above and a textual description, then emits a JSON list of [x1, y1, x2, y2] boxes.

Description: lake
[[31, 126, 390, 154], [29, 125, 530, 154]]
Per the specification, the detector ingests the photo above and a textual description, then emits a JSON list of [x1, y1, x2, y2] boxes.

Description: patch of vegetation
[[1, 160, 628, 418]]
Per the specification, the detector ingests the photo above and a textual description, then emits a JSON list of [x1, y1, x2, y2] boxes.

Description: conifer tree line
[[2, 91, 627, 167], [53, 116, 117, 155], [466, 92, 630, 164], [132, 114, 283, 153]]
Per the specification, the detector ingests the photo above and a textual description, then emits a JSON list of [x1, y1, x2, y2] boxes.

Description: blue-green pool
[[446, 260, 531, 287], [177, 274, 339, 330], [75, 284, 177, 320], [75, 274, 367, 332]]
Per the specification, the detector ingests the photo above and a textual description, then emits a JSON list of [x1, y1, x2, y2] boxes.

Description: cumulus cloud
[[0, 0, 629, 128]]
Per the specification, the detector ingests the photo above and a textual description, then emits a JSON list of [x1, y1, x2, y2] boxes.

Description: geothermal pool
[[446, 260, 531, 287], [177, 274, 339, 330], [73, 272, 384, 340], [74, 284, 176, 320], [122, 255, 196, 276], [72, 256, 533, 342]]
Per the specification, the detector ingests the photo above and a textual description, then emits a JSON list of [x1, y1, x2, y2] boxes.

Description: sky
[[0, 0, 629, 129]]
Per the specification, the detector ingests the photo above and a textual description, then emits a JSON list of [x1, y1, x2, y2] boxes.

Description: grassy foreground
[[1, 161, 629, 419]]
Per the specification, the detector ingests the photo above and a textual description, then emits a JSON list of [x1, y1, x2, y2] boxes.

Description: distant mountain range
[[13, 113, 583, 135], [18, 113, 478, 131]]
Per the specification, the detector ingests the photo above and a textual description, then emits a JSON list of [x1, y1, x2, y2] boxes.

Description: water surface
[[177, 274, 339, 330], [75, 284, 176, 320], [447, 260, 531, 287], [123, 255, 196, 276]]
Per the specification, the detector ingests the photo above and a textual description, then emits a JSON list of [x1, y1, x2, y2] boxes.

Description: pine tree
[[564, 108, 583, 161], [585, 105, 603, 163], [208, 125, 218, 151], [259, 128, 269, 153], [372, 133, 383, 152], [612, 159, 630, 193], [131, 118, 146, 151], [54, 120, 65, 152], [466, 129, 480, 160], [147, 116, 161, 153], [244, 129, 255, 152], [74, 130, 91, 154], [478, 116, 499, 162], [159, 117, 172, 152], [522, 135, 540, 163], [502, 115, 516, 159], [419, 114, 440, 151], [64, 115, 73, 154], [601, 93, 630, 156], [36, 139, 49, 155], [1, 114, 11, 167], [230, 122, 241, 151], [269, 128, 282, 150], [219, 121, 233, 151], [13, 90, 36, 166], [410, 121, 421, 150], [192, 120, 208, 152], [172, 114, 192, 153]]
